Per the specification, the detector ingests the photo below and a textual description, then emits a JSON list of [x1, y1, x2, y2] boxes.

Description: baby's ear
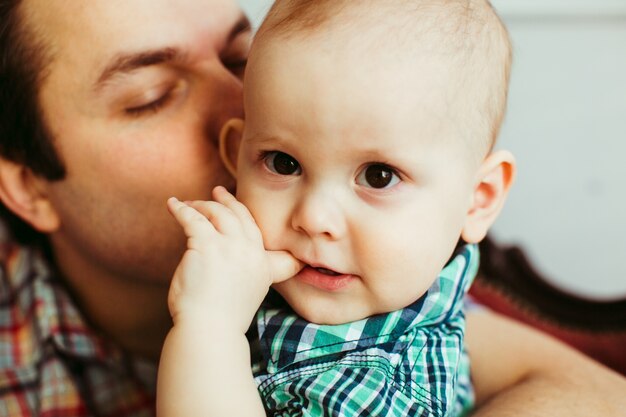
[[461, 150, 516, 243], [0, 159, 60, 233], [219, 118, 245, 178]]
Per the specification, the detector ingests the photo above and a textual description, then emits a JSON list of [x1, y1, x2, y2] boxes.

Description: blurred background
[[237, 0, 626, 300]]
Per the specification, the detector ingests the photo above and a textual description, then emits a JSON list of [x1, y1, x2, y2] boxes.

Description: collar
[[257, 244, 479, 373], [1, 242, 128, 371]]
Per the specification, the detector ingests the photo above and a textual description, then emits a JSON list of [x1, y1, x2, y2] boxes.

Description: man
[[0, 0, 624, 416]]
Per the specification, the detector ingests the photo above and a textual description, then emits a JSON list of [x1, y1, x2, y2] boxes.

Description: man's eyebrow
[[95, 47, 183, 90], [94, 15, 250, 90], [229, 14, 252, 42]]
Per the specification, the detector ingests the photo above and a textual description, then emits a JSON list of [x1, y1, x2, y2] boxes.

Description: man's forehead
[[24, 0, 246, 53], [23, 0, 249, 84]]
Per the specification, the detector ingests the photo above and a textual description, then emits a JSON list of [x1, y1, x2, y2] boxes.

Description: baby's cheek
[[238, 192, 276, 239], [256, 218, 285, 251]]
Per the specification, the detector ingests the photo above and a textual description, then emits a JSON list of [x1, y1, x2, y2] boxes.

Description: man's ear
[[461, 150, 516, 243], [0, 159, 60, 233], [219, 118, 244, 179]]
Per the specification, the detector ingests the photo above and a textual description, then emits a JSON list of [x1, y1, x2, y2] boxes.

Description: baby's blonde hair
[[255, 0, 512, 159]]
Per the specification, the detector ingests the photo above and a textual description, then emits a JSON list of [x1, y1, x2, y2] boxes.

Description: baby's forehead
[[251, 0, 511, 154]]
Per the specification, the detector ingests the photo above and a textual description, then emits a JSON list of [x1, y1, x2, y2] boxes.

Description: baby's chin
[[296, 309, 364, 326], [273, 278, 428, 325], [276, 290, 375, 326]]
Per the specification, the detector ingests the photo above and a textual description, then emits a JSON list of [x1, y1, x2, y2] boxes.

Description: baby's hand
[[166, 186, 302, 333]]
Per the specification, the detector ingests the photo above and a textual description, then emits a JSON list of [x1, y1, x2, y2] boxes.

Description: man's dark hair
[[0, 0, 66, 244]]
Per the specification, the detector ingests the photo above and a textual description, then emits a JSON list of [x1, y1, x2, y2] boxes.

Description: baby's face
[[235, 36, 481, 324]]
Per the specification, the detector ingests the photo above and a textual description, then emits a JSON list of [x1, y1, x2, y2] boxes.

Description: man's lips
[[295, 265, 357, 291]]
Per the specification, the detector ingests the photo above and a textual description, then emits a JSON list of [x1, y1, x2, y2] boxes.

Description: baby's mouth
[[313, 266, 340, 276], [296, 264, 357, 292]]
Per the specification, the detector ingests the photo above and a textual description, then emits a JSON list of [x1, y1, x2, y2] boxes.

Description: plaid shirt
[[253, 244, 478, 417], [0, 237, 157, 417]]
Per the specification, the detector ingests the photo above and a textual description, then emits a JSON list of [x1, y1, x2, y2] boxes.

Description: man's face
[[236, 37, 480, 324], [26, 0, 250, 285]]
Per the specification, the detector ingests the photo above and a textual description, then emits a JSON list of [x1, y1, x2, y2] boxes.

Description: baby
[[157, 0, 514, 416]]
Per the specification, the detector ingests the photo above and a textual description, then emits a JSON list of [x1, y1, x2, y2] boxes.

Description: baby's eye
[[263, 151, 301, 175], [356, 164, 400, 189]]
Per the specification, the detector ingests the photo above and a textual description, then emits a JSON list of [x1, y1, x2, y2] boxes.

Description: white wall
[[490, 0, 626, 299], [238, 0, 273, 28], [238, 0, 626, 300]]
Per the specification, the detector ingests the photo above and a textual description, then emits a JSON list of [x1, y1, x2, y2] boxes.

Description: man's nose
[[290, 189, 347, 241]]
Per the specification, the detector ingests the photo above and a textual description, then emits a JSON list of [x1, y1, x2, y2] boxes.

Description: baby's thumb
[[268, 251, 304, 284]]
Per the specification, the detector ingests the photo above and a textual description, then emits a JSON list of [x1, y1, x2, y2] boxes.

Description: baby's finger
[[185, 199, 243, 235], [267, 250, 304, 284], [212, 186, 261, 240], [167, 197, 216, 241]]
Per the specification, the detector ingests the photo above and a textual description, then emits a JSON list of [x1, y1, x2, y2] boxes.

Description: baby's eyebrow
[[244, 134, 286, 146]]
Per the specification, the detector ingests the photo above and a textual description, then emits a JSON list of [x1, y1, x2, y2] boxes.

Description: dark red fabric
[[470, 237, 626, 376]]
